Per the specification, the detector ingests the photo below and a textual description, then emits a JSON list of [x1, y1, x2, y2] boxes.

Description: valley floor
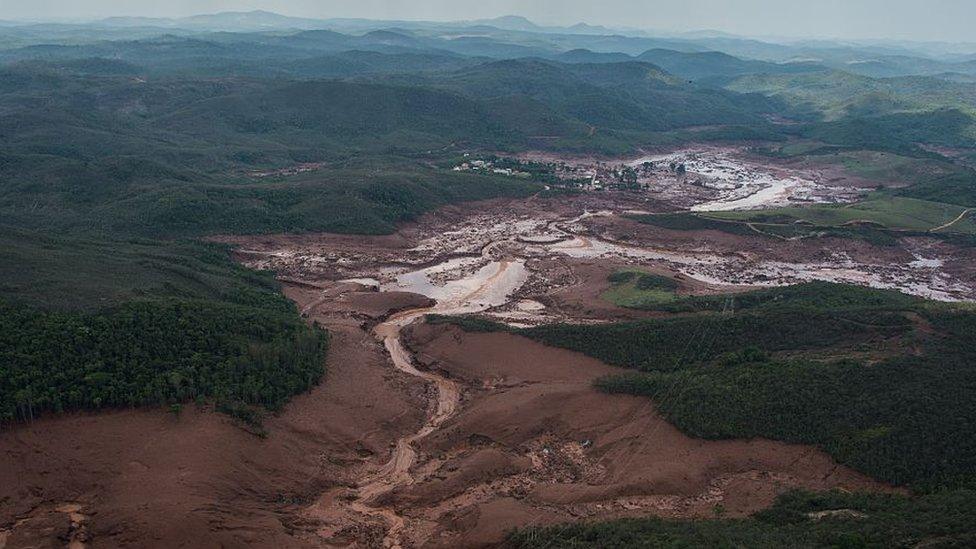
[[3, 176, 973, 547]]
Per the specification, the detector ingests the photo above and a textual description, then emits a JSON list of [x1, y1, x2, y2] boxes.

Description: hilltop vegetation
[[0, 56, 799, 240], [0, 56, 791, 165], [0, 299, 327, 423], [0, 229, 328, 424], [802, 109, 976, 155], [419, 59, 783, 135], [726, 70, 976, 121], [3, 28, 975, 189], [638, 48, 820, 84], [1, 154, 539, 238], [0, 229, 287, 311], [0, 65, 543, 238], [725, 69, 976, 159]]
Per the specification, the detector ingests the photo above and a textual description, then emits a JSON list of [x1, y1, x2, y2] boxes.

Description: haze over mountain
[[2, 3, 976, 548], [5, 0, 976, 44]]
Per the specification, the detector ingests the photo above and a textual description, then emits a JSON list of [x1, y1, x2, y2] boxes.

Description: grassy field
[[601, 270, 681, 308], [606, 280, 923, 314], [831, 151, 952, 181], [0, 228, 288, 311], [705, 196, 976, 233]]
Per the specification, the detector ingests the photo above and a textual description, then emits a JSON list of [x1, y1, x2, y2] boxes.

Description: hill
[[726, 69, 976, 120], [426, 59, 783, 135], [555, 48, 634, 64], [0, 228, 328, 424], [638, 48, 821, 83]]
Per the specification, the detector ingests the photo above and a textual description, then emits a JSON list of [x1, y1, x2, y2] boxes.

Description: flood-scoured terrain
[[209, 162, 974, 545], [235, 195, 975, 306], [228, 211, 899, 547], [3, 147, 973, 548], [4, 10, 976, 547]]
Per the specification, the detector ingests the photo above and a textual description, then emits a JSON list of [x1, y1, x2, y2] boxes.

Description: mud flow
[[224, 181, 947, 547], [3, 148, 970, 548]]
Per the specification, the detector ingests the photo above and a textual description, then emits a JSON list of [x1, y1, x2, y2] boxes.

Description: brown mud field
[[1, 183, 967, 548], [382, 323, 893, 547], [0, 290, 428, 549]]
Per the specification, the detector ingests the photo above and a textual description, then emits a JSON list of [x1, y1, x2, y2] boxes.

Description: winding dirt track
[[350, 259, 518, 548], [931, 208, 974, 232]]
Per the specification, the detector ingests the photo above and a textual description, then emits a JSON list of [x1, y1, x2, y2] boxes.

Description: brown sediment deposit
[[3, 149, 971, 546], [0, 288, 427, 548], [376, 322, 898, 547]]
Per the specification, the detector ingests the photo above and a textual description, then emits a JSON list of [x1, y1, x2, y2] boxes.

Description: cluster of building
[[452, 159, 532, 178], [247, 162, 326, 178], [452, 155, 703, 193]]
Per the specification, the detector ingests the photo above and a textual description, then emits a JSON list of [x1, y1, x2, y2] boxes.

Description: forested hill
[[0, 231, 328, 425], [2, 15, 976, 427], [0, 56, 790, 239]]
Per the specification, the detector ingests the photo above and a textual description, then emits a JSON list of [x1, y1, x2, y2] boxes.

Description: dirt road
[[931, 208, 974, 232]]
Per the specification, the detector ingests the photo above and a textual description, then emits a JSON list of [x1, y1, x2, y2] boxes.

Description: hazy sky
[[4, 0, 976, 42]]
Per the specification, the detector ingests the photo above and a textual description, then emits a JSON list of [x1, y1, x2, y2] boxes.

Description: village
[[452, 147, 864, 210], [454, 153, 665, 191]]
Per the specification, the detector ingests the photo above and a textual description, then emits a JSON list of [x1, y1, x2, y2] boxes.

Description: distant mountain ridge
[[3, 10, 976, 80], [99, 10, 330, 31], [91, 10, 617, 36]]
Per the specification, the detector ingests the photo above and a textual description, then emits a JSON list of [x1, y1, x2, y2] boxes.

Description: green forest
[[0, 230, 329, 424], [519, 308, 910, 372], [0, 298, 327, 422]]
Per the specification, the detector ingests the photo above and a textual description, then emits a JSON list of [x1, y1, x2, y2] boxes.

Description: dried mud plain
[[3, 148, 974, 548]]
